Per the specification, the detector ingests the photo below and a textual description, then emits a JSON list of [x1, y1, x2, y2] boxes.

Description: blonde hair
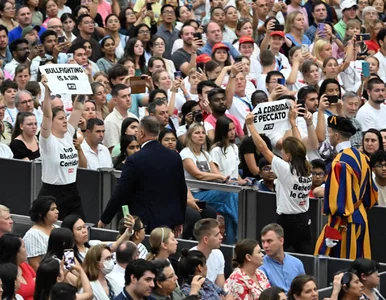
[[83, 244, 111, 281], [285, 11, 304, 34], [0, 205, 9, 219], [146, 227, 172, 260], [188, 68, 197, 78], [312, 39, 330, 62], [185, 122, 208, 153]]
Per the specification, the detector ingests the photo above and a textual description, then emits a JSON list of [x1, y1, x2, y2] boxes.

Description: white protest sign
[[39, 64, 92, 95], [251, 99, 291, 133]]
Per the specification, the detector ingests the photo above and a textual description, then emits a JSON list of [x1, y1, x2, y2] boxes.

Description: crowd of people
[[0, 0, 386, 297]]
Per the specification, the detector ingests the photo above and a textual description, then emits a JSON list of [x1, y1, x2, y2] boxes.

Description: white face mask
[[102, 259, 114, 275]]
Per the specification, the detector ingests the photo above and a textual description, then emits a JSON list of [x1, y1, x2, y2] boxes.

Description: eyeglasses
[[20, 99, 33, 105], [4, 6, 16, 11], [312, 172, 325, 176], [135, 224, 147, 231], [50, 94, 62, 100], [375, 163, 386, 169], [138, 30, 150, 34], [82, 21, 95, 25], [162, 10, 175, 15], [154, 97, 167, 102]]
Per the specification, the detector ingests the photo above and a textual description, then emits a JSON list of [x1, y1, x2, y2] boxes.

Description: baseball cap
[[269, 31, 285, 37], [212, 42, 230, 52], [341, 0, 358, 11], [196, 54, 212, 64], [22, 25, 40, 38], [239, 36, 255, 44]]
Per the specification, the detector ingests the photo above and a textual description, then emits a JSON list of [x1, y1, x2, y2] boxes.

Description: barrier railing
[[3, 158, 386, 263]]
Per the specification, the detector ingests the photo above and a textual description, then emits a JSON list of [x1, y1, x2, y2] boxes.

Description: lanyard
[[235, 95, 253, 111], [276, 57, 283, 71]]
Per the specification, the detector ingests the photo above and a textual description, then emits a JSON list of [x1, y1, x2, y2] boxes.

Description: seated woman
[[288, 275, 318, 300], [129, 216, 148, 259], [351, 258, 382, 300], [78, 100, 97, 136], [180, 123, 239, 244], [23, 196, 59, 271], [111, 117, 139, 158], [113, 135, 140, 170], [10, 112, 40, 160], [0, 234, 36, 300], [83, 244, 121, 299], [146, 227, 178, 264], [0, 263, 23, 300], [97, 37, 119, 74], [259, 287, 287, 300], [90, 82, 109, 120], [61, 214, 135, 263], [224, 239, 270, 299], [34, 256, 93, 300], [362, 129, 383, 157], [179, 249, 227, 299]]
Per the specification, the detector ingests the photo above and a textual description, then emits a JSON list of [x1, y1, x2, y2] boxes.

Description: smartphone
[[317, 23, 325, 31], [32, 39, 41, 47], [197, 202, 207, 209], [197, 67, 204, 74], [234, 56, 243, 63], [193, 32, 202, 40], [301, 44, 309, 54], [174, 70, 182, 79], [356, 33, 370, 41], [297, 99, 306, 110], [187, 3, 192, 10], [273, 24, 284, 31], [362, 61, 370, 78], [146, 2, 152, 10], [67, 53, 73, 60], [78, 95, 86, 104], [58, 36, 65, 43], [63, 249, 75, 270], [326, 95, 339, 104], [122, 205, 130, 217], [277, 78, 286, 85]]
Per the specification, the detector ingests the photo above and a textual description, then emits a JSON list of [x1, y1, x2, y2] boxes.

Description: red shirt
[[365, 40, 380, 53], [18, 262, 36, 300], [205, 113, 244, 137]]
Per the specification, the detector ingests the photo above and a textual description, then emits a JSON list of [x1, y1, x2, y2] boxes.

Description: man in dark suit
[[98, 116, 187, 234]]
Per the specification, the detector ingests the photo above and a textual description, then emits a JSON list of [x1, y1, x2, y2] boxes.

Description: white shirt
[[190, 246, 224, 284], [374, 51, 386, 82], [272, 156, 312, 215], [23, 228, 49, 258], [374, 180, 386, 206], [338, 59, 363, 92], [0, 144, 13, 158], [210, 145, 239, 179], [356, 102, 386, 131], [81, 141, 113, 170], [228, 95, 252, 128], [89, 279, 121, 300], [39, 123, 78, 185], [106, 264, 125, 291]]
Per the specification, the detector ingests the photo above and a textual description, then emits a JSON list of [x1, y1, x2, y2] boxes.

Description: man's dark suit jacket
[[101, 140, 187, 231]]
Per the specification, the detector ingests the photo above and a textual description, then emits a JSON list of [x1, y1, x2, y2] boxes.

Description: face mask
[[102, 259, 114, 275]]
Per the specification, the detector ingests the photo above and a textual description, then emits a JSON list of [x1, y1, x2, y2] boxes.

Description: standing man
[[156, 4, 179, 60], [314, 116, 378, 259], [305, 1, 328, 43], [0, 25, 12, 66], [370, 151, 386, 206], [341, 91, 362, 149], [0, 205, 13, 237], [333, 0, 358, 39], [98, 116, 187, 236]]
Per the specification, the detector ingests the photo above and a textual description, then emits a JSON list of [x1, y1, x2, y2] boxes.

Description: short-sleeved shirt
[[133, 0, 161, 26], [356, 101, 386, 131], [271, 156, 312, 215], [23, 228, 49, 258], [171, 48, 191, 71], [259, 254, 305, 293], [228, 96, 252, 128], [204, 113, 244, 138], [39, 123, 78, 185], [190, 246, 225, 284], [18, 262, 36, 300], [210, 145, 239, 179], [10, 139, 40, 160], [0, 143, 13, 158], [81, 141, 113, 170]]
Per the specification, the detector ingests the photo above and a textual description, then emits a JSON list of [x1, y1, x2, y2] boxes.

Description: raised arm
[[68, 95, 85, 130], [225, 63, 243, 109], [315, 95, 328, 143], [303, 110, 319, 150], [40, 79, 53, 139], [245, 113, 274, 163]]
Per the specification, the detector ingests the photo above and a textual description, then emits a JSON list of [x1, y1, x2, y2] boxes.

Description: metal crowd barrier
[[2, 158, 386, 263]]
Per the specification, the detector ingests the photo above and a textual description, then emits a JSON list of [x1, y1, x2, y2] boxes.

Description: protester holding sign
[[38, 77, 87, 221], [245, 112, 313, 254]]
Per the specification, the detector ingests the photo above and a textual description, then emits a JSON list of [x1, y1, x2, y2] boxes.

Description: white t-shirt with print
[[271, 156, 312, 215], [39, 123, 78, 185], [190, 246, 225, 284], [210, 145, 239, 179], [180, 148, 213, 192]]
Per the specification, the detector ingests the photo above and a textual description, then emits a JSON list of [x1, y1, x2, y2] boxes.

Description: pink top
[[287, 5, 309, 29], [98, 0, 112, 25], [205, 113, 244, 138], [18, 262, 36, 300]]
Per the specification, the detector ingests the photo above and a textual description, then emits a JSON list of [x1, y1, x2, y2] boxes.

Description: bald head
[[47, 18, 63, 36], [206, 21, 222, 45]]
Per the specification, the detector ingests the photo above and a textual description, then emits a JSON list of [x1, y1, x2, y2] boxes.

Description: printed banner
[[39, 64, 92, 95], [251, 99, 291, 133]]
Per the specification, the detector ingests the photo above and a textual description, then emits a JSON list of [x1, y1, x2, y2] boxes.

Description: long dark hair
[[34, 257, 61, 300], [232, 239, 259, 268], [116, 135, 138, 166], [0, 263, 18, 300], [288, 275, 317, 300], [124, 37, 146, 74], [0, 233, 22, 265], [119, 7, 135, 30], [213, 116, 234, 154], [11, 111, 35, 141], [179, 249, 206, 284], [120, 117, 139, 139], [43, 228, 74, 261], [61, 215, 90, 264], [318, 78, 342, 100], [362, 128, 383, 157], [282, 137, 311, 177]]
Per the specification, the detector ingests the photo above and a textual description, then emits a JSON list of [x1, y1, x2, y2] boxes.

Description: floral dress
[[224, 268, 271, 300]]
